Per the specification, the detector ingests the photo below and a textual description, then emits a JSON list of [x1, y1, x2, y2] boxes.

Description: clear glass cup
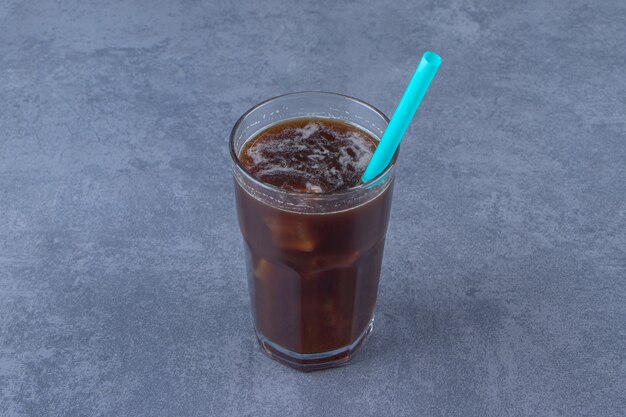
[[230, 92, 398, 371]]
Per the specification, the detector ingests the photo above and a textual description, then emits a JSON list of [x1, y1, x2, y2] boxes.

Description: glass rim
[[229, 91, 399, 198]]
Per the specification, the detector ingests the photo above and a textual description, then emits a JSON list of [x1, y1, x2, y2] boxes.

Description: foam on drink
[[240, 118, 377, 193]]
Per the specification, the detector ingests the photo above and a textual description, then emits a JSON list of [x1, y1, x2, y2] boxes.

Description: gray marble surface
[[1, 0, 625, 416]]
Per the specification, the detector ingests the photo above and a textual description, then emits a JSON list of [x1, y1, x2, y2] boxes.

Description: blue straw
[[361, 51, 441, 183]]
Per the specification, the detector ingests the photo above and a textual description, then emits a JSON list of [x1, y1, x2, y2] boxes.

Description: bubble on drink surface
[[240, 119, 377, 193], [340, 132, 377, 172], [296, 122, 320, 139]]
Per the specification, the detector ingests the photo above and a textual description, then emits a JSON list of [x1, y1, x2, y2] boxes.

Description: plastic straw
[[361, 51, 441, 182]]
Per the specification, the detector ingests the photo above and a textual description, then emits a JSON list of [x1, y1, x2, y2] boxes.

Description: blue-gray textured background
[[1, 0, 625, 416]]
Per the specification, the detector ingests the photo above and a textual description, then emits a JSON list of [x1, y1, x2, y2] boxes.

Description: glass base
[[255, 318, 374, 372]]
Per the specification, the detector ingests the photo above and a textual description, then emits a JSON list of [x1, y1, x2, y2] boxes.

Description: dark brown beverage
[[234, 117, 394, 370], [239, 119, 377, 193]]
